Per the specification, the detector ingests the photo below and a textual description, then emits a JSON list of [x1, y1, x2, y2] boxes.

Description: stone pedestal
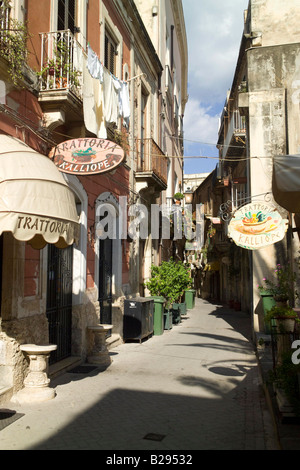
[[87, 324, 113, 366], [12, 344, 57, 404]]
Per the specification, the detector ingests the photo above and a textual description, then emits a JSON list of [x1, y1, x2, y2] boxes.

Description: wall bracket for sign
[[219, 191, 272, 222], [49, 138, 125, 176]]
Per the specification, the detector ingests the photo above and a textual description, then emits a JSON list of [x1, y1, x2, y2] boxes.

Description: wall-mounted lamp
[[152, 5, 158, 16], [184, 191, 193, 204]]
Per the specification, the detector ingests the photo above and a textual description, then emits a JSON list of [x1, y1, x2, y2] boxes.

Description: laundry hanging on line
[[86, 44, 131, 127], [87, 44, 104, 82], [83, 53, 107, 139]]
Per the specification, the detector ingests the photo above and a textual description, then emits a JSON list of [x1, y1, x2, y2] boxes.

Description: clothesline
[[83, 44, 131, 139], [126, 73, 147, 82], [87, 43, 146, 84]]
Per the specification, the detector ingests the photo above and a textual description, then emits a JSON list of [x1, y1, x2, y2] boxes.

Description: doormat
[[143, 433, 166, 442], [68, 365, 98, 374], [0, 411, 24, 431]]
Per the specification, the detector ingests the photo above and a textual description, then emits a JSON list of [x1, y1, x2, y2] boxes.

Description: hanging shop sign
[[227, 201, 288, 250], [49, 138, 125, 175]]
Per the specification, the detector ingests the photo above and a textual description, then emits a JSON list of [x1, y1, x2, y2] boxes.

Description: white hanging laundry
[[119, 81, 130, 120], [83, 54, 107, 139], [103, 68, 121, 125], [73, 40, 83, 76], [87, 44, 104, 83]]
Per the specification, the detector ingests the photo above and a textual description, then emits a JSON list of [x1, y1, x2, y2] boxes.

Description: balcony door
[[57, 0, 76, 33]]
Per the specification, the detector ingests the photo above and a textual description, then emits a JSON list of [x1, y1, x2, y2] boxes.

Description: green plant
[[0, 1, 31, 86], [145, 259, 192, 308], [37, 40, 81, 88], [173, 192, 184, 200], [268, 352, 300, 416], [144, 264, 165, 298], [265, 305, 297, 323], [258, 263, 298, 302]]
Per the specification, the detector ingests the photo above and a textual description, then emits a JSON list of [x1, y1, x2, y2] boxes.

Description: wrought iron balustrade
[[39, 30, 83, 99], [135, 138, 168, 187]]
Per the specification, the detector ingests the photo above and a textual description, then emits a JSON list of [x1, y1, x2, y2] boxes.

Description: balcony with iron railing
[[220, 109, 246, 160], [38, 30, 84, 119], [135, 138, 168, 191]]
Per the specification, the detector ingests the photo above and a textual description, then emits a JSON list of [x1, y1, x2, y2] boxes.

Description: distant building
[[183, 173, 211, 193]]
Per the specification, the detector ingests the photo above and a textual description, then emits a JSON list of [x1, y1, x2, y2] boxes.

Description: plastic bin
[[185, 289, 196, 309], [152, 296, 164, 335]]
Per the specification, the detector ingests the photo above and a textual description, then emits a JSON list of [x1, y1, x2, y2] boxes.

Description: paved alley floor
[[0, 298, 279, 452]]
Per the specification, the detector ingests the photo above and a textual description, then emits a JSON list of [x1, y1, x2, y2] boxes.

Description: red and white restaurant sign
[[49, 138, 125, 175]]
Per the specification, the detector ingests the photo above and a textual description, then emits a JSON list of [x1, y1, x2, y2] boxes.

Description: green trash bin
[[151, 296, 164, 335], [172, 303, 181, 324], [185, 289, 196, 309], [260, 289, 276, 334], [179, 301, 187, 315], [164, 309, 173, 330]]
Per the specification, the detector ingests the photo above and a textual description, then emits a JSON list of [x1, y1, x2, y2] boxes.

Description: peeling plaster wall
[[251, 0, 300, 47], [246, 40, 300, 330]]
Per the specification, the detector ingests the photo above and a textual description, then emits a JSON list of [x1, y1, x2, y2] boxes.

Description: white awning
[[273, 154, 300, 213], [0, 135, 80, 249]]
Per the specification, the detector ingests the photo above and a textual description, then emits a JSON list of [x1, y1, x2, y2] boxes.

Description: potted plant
[[265, 305, 298, 333], [258, 263, 298, 306], [173, 192, 184, 205], [144, 265, 166, 336], [37, 41, 81, 90], [145, 259, 192, 327], [167, 260, 192, 323], [268, 352, 300, 417]]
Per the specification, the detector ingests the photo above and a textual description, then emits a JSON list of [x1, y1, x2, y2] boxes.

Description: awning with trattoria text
[[0, 135, 80, 249]]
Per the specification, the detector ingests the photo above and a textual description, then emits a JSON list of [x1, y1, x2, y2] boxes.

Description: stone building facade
[[208, 0, 300, 334], [0, 0, 188, 404]]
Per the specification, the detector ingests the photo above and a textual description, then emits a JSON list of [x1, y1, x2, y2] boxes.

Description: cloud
[[184, 98, 219, 148], [182, 0, 249, 172]]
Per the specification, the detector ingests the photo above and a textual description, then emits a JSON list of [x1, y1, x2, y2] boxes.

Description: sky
[[182, 0, 249, 175]]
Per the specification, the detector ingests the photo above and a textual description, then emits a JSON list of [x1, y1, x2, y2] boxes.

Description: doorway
[[46, 244, 73, 364], [99, 237, 113, 326]]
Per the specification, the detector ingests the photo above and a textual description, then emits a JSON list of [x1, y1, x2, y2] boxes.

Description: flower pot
[[275, 300, 289, 308], [275, 316, 296, 333]]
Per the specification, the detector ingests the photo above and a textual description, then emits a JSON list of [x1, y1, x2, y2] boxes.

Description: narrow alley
[[0, 298, 279, 452]]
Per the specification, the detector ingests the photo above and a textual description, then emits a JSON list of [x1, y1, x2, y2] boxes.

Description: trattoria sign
[[49, 138, 125, 175], [228, 201, 288, 250]]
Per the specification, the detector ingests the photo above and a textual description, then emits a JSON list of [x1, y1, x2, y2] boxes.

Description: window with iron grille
[[58, 0, 76, 33], [105, 29, 116, 75]]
